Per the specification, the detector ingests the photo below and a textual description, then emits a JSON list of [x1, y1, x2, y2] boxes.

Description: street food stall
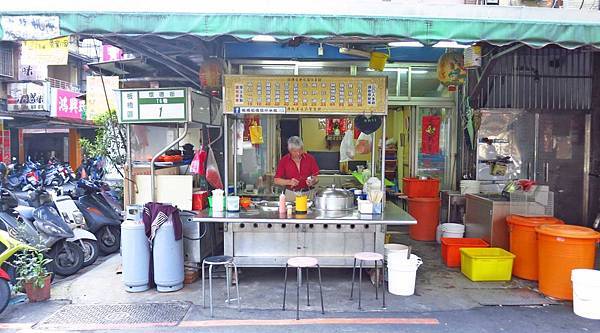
[[190, 74, 416, 267]]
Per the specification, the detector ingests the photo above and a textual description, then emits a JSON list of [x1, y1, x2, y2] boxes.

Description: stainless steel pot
[[314, 185, 354, 211]]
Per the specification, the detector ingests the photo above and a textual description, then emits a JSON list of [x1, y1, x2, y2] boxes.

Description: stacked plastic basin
[[403, 177, 440, 241]]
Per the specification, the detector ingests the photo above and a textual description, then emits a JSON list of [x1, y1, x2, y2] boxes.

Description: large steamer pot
[[314, 185, 354, 211]]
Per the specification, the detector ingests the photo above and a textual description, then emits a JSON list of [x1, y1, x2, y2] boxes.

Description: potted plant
[[13, 251, 52, 302]]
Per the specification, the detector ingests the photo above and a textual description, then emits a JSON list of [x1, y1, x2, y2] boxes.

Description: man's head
[[287, 136, 305, 159]]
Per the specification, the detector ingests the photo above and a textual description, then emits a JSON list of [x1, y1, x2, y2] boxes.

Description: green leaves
[[80, 109, 127, 177], [12, 250, 52, 290]]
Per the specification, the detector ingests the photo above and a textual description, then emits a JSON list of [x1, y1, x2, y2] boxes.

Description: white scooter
[[47, 187, 99, 267]]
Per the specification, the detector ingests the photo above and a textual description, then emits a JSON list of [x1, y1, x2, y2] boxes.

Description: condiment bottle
[[278, 193, 287, 214]]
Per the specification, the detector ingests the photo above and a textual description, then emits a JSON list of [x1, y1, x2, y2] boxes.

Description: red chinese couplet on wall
[[421, 115, 441, 155]]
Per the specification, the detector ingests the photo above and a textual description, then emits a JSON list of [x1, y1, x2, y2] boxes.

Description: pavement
[[0, 234, 599, 332]]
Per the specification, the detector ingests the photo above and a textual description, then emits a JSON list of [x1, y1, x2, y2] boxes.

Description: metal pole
[[233, 117, 238, 196], [381, 116, 386, 209], [150, 123, 189, 202], [370, 132, 376, 176], [224, 115, 229, 196], [126, 124, 133, 205]]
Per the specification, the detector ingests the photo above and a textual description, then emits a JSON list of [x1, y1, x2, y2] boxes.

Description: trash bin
[[536, 224, 600, 300], [408, 197, 440, 241], [507, 215, 564, 280]]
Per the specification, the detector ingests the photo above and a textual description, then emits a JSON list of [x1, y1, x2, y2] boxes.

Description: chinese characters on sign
[[102, 44, 124, 62], [118, 88, 187, 123], [50, 88, 84, 120], [0, 16, 60, 41], [421, 115, 441, 155], [21, 36, 69, 66], [18, 64, 48, 81], [6, 83, 49, 111], [224, 75, 387, 115], [86, 76, 119, 119]]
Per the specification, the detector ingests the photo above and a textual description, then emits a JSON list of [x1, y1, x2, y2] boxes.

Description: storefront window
[[410, 67, 447, 98], [357, 67, 399, 96], [298, 66, 350, 76], [242, 65, 295, 76]]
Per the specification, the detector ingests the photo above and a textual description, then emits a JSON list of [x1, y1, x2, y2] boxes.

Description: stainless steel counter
[[187, 203, 415, 267], [191, 203, 416, 225]]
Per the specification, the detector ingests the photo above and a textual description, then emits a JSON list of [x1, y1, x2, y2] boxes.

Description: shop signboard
[[86, 76, 119, 119], [0, 16, 60, 41], [50, 88, 84, 120], [20, 36, 69, 66], [117, 88, 188, 123], [18, 63, 48, 81], [102, 44, 124, 62], [6, 82, 50, 111], [223, 75, 388, 115]]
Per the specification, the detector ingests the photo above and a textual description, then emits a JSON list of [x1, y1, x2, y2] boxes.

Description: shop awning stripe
[[3, 2, 600, 48]]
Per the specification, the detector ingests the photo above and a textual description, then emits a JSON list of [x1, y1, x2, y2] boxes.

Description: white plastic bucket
[[571, 269, 600, 319], [384, 243, 409, 262], [387, 254, 423, 296], [460, 180, 480, 195], [441, 223, 465, 238], [436, 224, 444, 243]]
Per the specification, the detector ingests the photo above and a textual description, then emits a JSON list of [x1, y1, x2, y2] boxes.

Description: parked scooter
[[0, 229, 37, 314], [0, 188, 85, 276], [67, 180, 122, 254], [49, 188, 99, 267]]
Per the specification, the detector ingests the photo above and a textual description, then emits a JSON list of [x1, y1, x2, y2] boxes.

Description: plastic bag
[[355, 132, 372, 154], [339, 131, 355, 162], [249, 123, 263, 144], [205, 146, 223, 189], [190, 146, 207, 175]]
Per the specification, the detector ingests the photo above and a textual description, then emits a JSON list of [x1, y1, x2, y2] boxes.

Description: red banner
[[421, 115, 441, 155]]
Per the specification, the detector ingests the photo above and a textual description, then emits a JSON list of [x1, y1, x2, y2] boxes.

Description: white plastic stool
[[282, 257, 325, 320], [350, 252, 386, 310]]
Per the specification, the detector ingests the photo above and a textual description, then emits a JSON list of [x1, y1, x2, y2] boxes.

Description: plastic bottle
[[279, 193, 287, 214]]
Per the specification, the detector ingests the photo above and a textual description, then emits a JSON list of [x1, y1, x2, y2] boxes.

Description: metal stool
[[283, 256, 325, 320], [202, 255, 241, 317], [350, 252, 386, 310]]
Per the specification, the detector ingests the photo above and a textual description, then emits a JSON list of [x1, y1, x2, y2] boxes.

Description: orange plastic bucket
[[408, 197, 440, 241], [536, 224, 600, 300], [507, 215, 564, 280]]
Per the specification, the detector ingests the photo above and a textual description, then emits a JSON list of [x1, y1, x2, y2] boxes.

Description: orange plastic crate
[[402, 178, 440, 198], [441, 238, 489, 267]]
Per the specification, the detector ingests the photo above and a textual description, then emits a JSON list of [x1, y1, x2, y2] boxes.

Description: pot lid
[[535, 224, 600, 239], [316, 185, 353, 199]]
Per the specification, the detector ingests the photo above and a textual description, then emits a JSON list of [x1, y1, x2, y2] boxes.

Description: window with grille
[[0, 44, 14, 78]]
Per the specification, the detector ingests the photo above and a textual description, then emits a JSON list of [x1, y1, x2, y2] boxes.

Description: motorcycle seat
[[14, 206, 35, 220]]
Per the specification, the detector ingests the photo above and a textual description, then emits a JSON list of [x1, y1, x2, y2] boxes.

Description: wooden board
[[134, 175, 193, 210], [223, 75, 387, 115]]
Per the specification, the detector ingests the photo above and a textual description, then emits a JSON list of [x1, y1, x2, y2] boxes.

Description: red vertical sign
[[421, 115, 441, 155]]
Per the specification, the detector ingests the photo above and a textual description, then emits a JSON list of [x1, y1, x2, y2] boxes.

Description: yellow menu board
[[223, 75, 387, 115]]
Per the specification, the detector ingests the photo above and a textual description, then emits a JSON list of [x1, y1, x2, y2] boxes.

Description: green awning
[[2, 2, 600, 48]]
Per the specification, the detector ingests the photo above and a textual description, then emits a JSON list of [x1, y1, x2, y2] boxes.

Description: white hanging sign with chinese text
[[1, 16, 60, 41]]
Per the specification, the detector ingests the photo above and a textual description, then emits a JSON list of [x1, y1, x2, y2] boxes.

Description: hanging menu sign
[[223, 75, 387, 115], [117, 88, 188, 123]]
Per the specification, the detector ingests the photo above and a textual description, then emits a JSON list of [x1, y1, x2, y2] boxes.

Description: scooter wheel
[[48, 241, 85, 277], [79, 239, 99, 267], [0, 279, 10, 315], [97, 226, 121, 255]]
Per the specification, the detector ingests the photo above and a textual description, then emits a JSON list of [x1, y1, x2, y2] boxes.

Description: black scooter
[[67, 180, 122, 254]]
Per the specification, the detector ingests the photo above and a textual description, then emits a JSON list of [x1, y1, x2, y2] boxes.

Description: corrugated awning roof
[[2, 1, 600, 49]]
